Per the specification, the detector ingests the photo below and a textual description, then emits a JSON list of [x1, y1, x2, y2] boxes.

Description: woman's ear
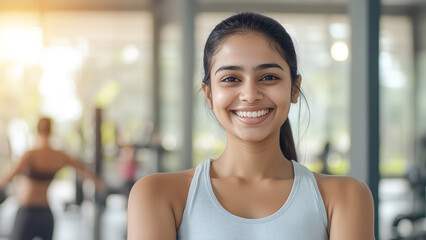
[[202, 83, 213, 109], [291, 75, 302, 103]]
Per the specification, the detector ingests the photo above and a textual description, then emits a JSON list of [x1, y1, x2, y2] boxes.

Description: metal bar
[[94, 107, 103, 240], [348, 0, 381, 238], [152, 1, 162, 172], [181, 0, 196, 170]]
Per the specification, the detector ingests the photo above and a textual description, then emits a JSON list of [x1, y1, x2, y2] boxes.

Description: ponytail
[[279, 119, 297, 162]]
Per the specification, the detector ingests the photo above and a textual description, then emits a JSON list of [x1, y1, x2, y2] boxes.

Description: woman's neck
[[36, 135, 50, 149], [212, 134, 293, 181]]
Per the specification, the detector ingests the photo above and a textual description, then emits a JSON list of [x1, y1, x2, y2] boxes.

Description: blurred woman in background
[[0, 117, 104, 240]]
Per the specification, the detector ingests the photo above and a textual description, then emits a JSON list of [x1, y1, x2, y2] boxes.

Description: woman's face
[[203, 32, 300, 143]]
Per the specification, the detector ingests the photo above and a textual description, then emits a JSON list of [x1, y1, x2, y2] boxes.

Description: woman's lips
[[232, 108, 273, 125]]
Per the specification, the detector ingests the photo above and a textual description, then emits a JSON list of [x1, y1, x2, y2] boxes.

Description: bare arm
[[328, 177, 375, 240], [0, 152, 31, 188], [62, 155, 106, 192], [127, 174, 177, 240]]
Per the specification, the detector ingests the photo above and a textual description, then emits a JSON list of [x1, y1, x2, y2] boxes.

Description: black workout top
[[23, 168, 56, 181]]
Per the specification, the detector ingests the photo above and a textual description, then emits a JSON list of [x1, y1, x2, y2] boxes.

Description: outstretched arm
[[63, 155, 106, 192], [0, 152, 31, 188], [127, 174, 177, 240]]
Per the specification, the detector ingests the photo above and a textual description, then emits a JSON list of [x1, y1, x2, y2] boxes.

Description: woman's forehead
[[210, 33, 289, 71]]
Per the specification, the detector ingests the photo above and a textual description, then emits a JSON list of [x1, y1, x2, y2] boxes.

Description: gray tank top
[[177, 159, 329, 240]]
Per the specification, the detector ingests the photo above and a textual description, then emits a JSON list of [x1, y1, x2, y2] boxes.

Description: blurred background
[[0, 0, 425, 239]]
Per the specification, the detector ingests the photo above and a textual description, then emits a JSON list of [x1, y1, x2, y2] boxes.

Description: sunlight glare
[[38, 46, 83, 122], [330, 41, 349, 62], [0, 27, 43, 65]]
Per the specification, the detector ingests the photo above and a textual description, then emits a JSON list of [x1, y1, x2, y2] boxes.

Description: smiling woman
[[203, 32, 299, 149], [127, 12, 375, 240]]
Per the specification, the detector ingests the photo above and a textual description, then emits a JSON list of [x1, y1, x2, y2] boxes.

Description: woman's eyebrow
[[254, 63, 284, 71], [214, 65, 243, 75], [214, 63, 284, 75]]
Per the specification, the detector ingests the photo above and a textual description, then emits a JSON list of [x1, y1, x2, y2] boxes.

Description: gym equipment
[[0, 188, 7, 204]]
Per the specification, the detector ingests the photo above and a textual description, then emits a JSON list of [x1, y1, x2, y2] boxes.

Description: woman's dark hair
[[37, 117, 52, 135], [202, 12, 300, 161]]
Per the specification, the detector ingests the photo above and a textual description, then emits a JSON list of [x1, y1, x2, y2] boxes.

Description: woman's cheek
[[213, 89, 233, 108]]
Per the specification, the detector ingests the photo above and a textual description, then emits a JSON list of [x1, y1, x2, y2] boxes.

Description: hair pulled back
[[202, 12, 299, 161]]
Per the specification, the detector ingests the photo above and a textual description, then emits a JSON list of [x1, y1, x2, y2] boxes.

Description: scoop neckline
[[204, 159, 300, 224]]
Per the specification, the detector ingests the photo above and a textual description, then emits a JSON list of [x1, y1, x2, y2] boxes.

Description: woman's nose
[[239, 81, 263, 103]]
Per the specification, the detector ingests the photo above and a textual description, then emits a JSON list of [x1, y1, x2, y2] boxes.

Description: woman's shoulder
[[313, 172, 372, 200], [19, 149, 38, 163], [23, 149, 36, 157], [311, 172, 375, 239], [128, 168, 196, 230], [135, 169, 195, 190], [313, 172, 374, 235], [131, 168, 196, 204]]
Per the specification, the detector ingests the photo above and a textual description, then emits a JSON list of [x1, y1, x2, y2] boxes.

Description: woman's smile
[[231, 108, 274, 125]]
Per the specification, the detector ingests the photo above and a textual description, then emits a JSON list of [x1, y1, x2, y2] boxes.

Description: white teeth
[[235, 109, 269, 118]]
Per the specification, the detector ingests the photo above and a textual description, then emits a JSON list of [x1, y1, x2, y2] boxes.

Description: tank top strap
[[291, 160, 328, 228], [180, 159, 210, 218]]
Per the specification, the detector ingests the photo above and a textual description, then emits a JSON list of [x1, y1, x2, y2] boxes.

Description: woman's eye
[[221, 77, 239, 82], [261, 75, 279, 81]]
